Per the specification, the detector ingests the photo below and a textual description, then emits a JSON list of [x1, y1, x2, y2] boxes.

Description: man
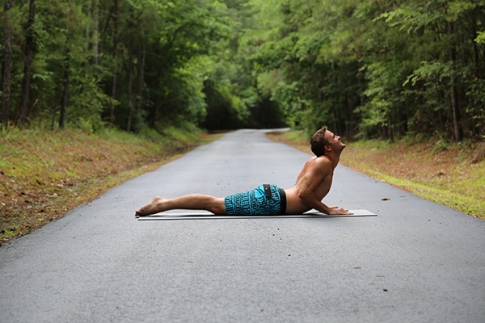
[[135, 126, 353, 217]]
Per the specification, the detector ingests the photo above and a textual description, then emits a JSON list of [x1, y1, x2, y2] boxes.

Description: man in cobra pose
[[135, 126, 353, 217]]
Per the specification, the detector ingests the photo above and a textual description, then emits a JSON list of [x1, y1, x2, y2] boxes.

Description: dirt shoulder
[[0, 128, 221, 244], [267, 131, 485, 220]]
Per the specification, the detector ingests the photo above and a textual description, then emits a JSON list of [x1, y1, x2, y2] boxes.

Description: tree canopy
[[1, 0, 484, 141]]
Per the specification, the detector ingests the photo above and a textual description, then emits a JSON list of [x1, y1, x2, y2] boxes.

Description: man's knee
[[210, 198, 226, 215]]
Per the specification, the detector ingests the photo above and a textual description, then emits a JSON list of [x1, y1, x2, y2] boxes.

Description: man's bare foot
[[135, 196, 165, 217]]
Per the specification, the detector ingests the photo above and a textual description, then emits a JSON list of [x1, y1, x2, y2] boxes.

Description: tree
[[1, 0, 14, 125], [17, 0, 35, 126], [109, 0, 119, 125]]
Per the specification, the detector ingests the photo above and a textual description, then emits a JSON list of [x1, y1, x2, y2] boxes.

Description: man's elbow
[[298, 191, 311, 202], [298, 191, 319, 209]]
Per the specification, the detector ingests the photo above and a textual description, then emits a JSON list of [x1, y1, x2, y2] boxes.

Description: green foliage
[[433, 139, 449, 153], [1, 0, 484, 141], [237, 0, 485, 141], [476, 31, 485, 44]]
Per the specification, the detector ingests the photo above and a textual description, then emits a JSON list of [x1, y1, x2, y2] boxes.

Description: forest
[[1, 0, 484, 141]]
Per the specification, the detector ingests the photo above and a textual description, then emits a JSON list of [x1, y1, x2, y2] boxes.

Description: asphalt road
[[1, 129, 484, 323]]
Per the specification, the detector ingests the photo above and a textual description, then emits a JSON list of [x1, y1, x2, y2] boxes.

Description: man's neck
[[325, 152, 340, 169]]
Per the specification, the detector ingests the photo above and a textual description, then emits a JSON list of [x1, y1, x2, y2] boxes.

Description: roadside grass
[[0, 126, 221, 244], [267, 130, 485, 220]]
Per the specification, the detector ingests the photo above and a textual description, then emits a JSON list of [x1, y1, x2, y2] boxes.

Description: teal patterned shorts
[[224, 184, 286, 215]]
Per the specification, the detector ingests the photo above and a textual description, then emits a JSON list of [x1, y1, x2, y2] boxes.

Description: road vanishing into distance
[[1, 129, 484, 323]]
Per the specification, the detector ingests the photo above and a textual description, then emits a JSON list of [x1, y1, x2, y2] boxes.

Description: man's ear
[[324, 145, 332, 152]]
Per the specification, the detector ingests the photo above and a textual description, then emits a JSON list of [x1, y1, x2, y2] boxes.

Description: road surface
[[1, 129, 484, 322]]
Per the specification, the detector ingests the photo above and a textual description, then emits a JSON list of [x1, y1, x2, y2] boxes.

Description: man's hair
[[310, 126, 328, 157]]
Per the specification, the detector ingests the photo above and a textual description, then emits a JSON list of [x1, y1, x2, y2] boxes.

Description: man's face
[[325, 131, 346, 152]]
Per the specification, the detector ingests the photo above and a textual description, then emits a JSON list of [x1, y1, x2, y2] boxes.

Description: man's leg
[[135, 194, 226, 217]]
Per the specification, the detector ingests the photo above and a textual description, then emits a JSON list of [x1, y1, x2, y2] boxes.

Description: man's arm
[[297, 158, 352, 215]]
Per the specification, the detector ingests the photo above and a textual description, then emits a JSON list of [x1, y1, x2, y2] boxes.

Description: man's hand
[[328, 206, 353, 215]]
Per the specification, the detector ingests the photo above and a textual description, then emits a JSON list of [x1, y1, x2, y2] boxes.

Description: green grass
[[363, 168, 483, 217]]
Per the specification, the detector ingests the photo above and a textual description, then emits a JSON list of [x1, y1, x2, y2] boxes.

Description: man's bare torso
[[284, 156, 334, 214]]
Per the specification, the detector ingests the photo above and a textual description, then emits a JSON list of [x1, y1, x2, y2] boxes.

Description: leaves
[[1, 0, 484, 141]]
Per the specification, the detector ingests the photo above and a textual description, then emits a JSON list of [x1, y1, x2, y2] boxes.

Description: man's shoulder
[[307, 156, 332, 172], [313, 155, 332, 166]]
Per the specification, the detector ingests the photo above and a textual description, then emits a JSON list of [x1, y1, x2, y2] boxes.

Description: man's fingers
[[340, 208, 353, 215], [329, 206, 354, 215]]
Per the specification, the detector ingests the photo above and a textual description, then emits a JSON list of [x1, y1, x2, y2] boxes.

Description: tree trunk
[[59, 68, 69, 129], [100, 0, 110, 56], [59, 34, 70, 129], [1, 0, 14, 125], [137, 45, 145, 111], [86, 0, 91, 51], [93, 0, 99, 65], [387, 113, 394, 142], [126, 50, 133, 131], [447, 21, 462, 142], [17, 0, 35, 126], [109, 0, 119, 124]]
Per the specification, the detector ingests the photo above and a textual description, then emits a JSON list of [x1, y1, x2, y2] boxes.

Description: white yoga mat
[[137, 209, 377, 221]]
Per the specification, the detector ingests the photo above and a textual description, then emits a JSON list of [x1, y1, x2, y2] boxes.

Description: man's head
[[310, 126, 329, 157], [310, 126, 346, 157]]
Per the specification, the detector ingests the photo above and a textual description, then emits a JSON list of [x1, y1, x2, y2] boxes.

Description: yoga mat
[[137, 209, 377, 221]]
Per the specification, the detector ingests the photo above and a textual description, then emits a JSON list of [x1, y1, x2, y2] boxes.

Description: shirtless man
[[135, 126, 353, 217]]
